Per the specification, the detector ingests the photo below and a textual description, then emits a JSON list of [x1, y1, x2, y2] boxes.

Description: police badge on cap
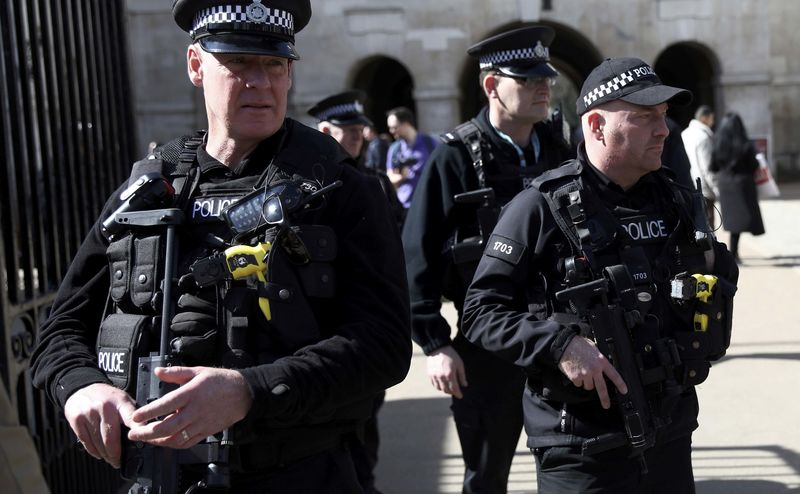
[[172, 0, 311, 59], [308, 91, 373, 127], [577, 57, 692, 115], [467, 26, 558, 78]]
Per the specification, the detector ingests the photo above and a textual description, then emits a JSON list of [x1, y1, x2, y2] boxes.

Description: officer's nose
[[244, 64, 272, 89]]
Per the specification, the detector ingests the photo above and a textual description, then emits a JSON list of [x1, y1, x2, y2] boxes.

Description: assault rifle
[[105, 175, 231, 493], [451, 187, 497, 265], [555, 264, 657, 473]]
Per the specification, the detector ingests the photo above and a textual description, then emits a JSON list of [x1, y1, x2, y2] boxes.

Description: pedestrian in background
[[712, 111, 765, 263], [683, 105, 718, 227], [385, 107, 437, 208]]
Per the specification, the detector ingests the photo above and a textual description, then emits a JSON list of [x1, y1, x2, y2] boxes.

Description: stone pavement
[[374, 182, 800, 494]]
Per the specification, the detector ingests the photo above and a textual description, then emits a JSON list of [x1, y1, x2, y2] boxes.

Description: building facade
[[126, 0, 800, 178]]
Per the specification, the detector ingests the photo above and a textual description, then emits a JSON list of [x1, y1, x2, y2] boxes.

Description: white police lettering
[[632, 65, 655, 78], [493, 241, 513, 255], [192, 197, 239, 219], [98, 350, 126, 374], [632, 271, 648, 281], [622, 219, 667, 241]]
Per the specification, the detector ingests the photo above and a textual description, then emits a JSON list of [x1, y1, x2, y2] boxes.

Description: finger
[[456, 365, 468, 388], [118, 400, 139, 429], [604, 365, 628, 396], [594, 374, 611, 409], [76, 421, 103, 461], [99, 420, 120, 469], [449, 381, 463, 399], [128, 411, 186, 442], [582, 375, 595, 391], [154, 366, 196, 385]]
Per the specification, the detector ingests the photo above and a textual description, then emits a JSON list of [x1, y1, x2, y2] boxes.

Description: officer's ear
[[586, 111, 604, 140], [483, 72, 499, 99], [287, 60, 293, 90], [187, 44, 203, 88], [317, 122, 332, 135]]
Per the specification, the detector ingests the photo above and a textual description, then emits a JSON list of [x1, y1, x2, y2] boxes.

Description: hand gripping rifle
[[555, 264, 657, 473], [107, 174, 231, 493]]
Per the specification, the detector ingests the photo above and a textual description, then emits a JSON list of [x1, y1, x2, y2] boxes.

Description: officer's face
[[188, 45, 292, 144], [490, 73, 552, 124], [330, 124, 365, 158], [602, 101, 670, 176]]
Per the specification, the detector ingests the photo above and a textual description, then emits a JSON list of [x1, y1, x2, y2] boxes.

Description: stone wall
[[124, 0, 800, 178]]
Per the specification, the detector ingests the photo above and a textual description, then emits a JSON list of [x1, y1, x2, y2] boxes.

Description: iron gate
[[1, 0, 135, 491]]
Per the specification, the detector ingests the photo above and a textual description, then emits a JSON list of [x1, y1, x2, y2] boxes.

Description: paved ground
[[374, 182, 800, 494]]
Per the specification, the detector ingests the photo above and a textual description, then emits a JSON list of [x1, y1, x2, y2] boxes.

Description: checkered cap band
[[316, 103, 361, 122], [582, 70, 636, 108], [479, 46, 549, 69], [190, 5, 294, 38]]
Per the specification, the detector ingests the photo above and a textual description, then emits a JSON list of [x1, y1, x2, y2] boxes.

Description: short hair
[[386, 106, 416, 127], [694, 105, 714, 120]]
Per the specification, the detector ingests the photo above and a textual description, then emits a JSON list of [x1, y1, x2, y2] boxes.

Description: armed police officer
[[31, 1, 411, 492], [402, 26, 573, 494], [462, 57, 738, 493], [309, 90, 405, 230]]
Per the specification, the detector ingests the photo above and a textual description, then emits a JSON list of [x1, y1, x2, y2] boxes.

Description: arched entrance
[[351, 56, 415, 134], [654, 43, 719, 128], [458, 21, 603, 136]]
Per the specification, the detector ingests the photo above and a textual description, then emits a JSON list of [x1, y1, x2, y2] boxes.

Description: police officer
[[309, 90, 405, 229], [462, 57, 738, 493], [30, 1, 411, 492], [402, 26, 573, 494]]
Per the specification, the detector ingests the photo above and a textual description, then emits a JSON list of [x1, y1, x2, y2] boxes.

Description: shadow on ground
[[375, 397, 453, 494]]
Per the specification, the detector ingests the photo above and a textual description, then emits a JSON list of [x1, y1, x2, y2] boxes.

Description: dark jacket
[[402, 106, 573, 355], [31, 119, 411, 461], [714, 142, 765, 235], [462, 144, 738, 449]]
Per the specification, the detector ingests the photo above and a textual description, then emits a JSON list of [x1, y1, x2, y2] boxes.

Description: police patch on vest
[[191, 195, 240, 222], [620, 214, 669, 243], [485, 233, 525, 264], [98, 349, 128, 376]]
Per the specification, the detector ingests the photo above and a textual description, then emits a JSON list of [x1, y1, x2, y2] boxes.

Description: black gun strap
[[453, 119, 487, 188], [540, 178, 585, 257]]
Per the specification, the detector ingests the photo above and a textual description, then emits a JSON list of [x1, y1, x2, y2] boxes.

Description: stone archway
[[350, 56, 415, 134], [458, 21, 603, 136], [654, 43, 720, 128]]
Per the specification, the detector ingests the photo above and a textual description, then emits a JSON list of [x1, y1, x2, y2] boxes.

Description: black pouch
[[705, 276, 737, 360], [131, 234, 163, 309], [107, 235, 133, 307], [96, 313, 152, 394]]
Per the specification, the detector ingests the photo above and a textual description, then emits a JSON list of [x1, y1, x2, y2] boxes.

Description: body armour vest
[[533, 161, 735, 405], [96, 122, 345, 394]]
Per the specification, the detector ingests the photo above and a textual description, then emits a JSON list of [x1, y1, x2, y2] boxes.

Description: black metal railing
[[1, 0, 135, 492]]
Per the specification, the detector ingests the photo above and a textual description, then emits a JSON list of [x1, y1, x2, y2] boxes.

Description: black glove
[[170, 276, 218, 365]]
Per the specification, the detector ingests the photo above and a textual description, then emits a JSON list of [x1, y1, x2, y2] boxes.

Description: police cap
[[577, 57, 692, 115], [308, 91, 372, 127], [172, 0, 311, 59], [467, 26, 558, 78]]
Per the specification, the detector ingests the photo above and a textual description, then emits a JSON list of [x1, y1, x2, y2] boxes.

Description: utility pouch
[[263, 245, 321, 350], [292, 225, 337, 299], [96, 313, 152, 394], [131, 234, 163, 309], [705, 276, 736, 360], [108, 235, 133, 307]]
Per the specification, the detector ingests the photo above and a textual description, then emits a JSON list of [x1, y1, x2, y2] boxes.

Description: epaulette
[[440, 130, 459, 144], [531, 159, 582, 191]]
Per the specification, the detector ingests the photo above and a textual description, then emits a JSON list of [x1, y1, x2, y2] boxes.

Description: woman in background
[[712, 112, 765, 263]]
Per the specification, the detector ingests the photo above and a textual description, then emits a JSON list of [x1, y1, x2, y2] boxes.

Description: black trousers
[[451, 336, 525, 494], [350, 391, 386, 493], [533, 434, 695, 494]]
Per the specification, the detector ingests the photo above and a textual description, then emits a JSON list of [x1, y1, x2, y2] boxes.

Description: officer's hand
[[64, 382, 137, 469], [558, 336, 628, 409], [170, 290, 218, 365], [127, 366, 252, 449], [426, 345, 468, 399]]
